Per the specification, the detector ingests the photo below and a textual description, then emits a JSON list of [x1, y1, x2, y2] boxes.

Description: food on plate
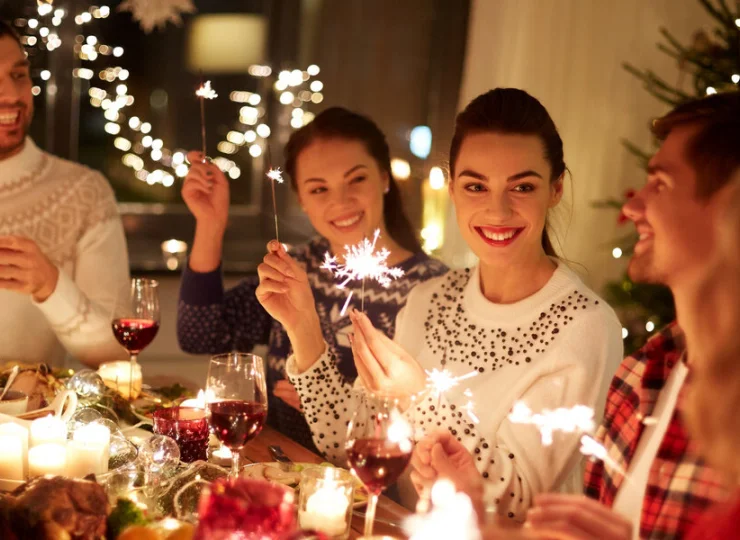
[[0, 476, 110, 539]]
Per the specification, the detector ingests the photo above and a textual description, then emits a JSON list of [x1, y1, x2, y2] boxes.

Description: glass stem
[[129, 354, 138, 401], [230, 449, 241, 479], [363, 493, 379, 537]]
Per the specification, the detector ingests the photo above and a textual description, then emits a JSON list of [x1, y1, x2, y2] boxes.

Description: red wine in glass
[[346, 438, 412, 495], [209, 400, 266, 449], [111, 318, 159, 354]]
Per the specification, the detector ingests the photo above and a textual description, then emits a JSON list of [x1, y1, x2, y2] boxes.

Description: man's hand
[[526, 493, 632, 540], [0, 236, 59, 302]]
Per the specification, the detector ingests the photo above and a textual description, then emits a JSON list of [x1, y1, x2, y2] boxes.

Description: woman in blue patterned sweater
[[177, 107, 447, 452]]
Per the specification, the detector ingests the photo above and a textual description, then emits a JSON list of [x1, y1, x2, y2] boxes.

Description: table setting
[[0, 278, 423, 540]]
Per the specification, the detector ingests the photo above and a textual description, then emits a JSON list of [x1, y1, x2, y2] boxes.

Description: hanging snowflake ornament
[[321, 229, 405, 315], [119, 0, 196, 33]]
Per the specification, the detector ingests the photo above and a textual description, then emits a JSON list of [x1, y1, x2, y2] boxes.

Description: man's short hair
[[0, 20, 22, 49], [652, 91, 740, 199]]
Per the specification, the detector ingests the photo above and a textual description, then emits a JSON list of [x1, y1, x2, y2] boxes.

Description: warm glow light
[[732, 74, 740, 84], [706, 86, 717, 95], [622, 327, 629, 339], [244, 130, 257, 143], [249, 144, 262, 157], [645, 321, 655, 332], [612, 247, 623, 259], [40, 70, 51, 81], [175, 164, 189, 178], [113, 46, 123, 57], [114, 137, 131, 151], [307, 64, 320, 76], [280, 91, 295, 105], [429, 167, 445, 190], [391, 158, 411, 180], [256, 124, 271, 138], [104, 122, 120, 135], [140, 122, 152, 134]]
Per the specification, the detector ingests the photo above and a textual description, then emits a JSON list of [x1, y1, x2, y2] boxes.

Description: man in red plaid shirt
[[527, 92, 740, 538]]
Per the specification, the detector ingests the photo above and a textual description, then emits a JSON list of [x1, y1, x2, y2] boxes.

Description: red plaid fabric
[[584, 323, 728, 539]]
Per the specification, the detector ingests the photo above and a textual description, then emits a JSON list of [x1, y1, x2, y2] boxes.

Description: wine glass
[[206, 352, 268, 478], [111, 278, 160, 400], [345, 391, 414, 537]]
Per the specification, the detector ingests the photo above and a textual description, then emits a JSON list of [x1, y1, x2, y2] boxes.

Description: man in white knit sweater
[[0, 22, 129, 367]]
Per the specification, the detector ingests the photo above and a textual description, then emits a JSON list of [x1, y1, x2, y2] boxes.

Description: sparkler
[[266, 168, 284, 242], [195, 80, 217, 162], [404, 480, 481, 540], [507, 401, 595, 446], [425, 368, 480, 398], [321, 229, 404, 314]]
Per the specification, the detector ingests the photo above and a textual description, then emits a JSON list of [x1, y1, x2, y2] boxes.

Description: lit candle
[[299, 473, 352, 537], [30, 415, 66, 447], [0, 434, 24, 480], [66, 424, 111, 477], [98, 361, 143, 400], [0, 422, 28, 478], [181, 389, 207, 409], [28, 443, 67, 477]]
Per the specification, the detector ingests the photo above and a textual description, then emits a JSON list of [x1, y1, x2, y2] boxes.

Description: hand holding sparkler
[[195, 80, 217, 161], [255, 241, 325, 370], [349, 308, 427, 396], [410, 430, 484, 506], [266, 168, 284, 242], [181, 151, 230, 230]]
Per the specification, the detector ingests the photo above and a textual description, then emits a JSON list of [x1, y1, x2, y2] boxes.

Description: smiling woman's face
[[450, 132, 562, 267], [294, 138, 388, 251]]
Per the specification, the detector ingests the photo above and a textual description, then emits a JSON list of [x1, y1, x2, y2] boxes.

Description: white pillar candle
[[28, 443, 67, 477], [66, 424, 111, 477], [0, 423, 28, 478], [0, 434, 24, 481], [299, 482, 351, 537], [30, 415, 67, 447]]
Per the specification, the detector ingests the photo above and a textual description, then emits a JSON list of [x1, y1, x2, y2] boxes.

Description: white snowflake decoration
[[119, 0, 196, 33], [321, 229, 404, 314]]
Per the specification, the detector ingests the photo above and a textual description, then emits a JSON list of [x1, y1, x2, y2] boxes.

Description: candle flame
[[195, 80, 218, 99]]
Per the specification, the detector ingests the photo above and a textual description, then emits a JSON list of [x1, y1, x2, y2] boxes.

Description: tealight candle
[[0, 422, 28, 478], [30, 415, 67, 447], [98, 361, 143, 400], [66, 424, 111, 477], [298, 468, 354, 539], [28, 443, 67, 477]]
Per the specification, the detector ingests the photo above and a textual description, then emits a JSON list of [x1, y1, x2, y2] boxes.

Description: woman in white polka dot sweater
[[272, 89, 622, 519]]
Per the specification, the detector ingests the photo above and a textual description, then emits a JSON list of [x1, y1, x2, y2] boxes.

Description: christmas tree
[[596, 0, 740, 354]]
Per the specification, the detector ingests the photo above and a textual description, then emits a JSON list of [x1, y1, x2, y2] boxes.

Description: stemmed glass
[[345, 392, 414, 537], [206, 352, 268, 478], [111, 278, 160, 400]]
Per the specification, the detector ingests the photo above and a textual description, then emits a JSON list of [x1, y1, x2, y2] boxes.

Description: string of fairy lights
[[13, 2, 325, 188]]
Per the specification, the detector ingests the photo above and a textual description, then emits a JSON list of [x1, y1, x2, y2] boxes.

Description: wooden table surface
[[243, 426, 410, 539]]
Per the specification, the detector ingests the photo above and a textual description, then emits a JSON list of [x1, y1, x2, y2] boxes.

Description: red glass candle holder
[[195, 477, 298, 539], [153, 406, 209, 463]]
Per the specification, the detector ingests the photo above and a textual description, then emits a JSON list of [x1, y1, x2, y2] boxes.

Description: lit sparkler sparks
[[580, 434, 627, 476], [195, 80, 218, 161], [425, 368, 480, 397], [266, 168, 283, 242], [321, 229, 405, 314], [508, 401, 595, 446], [462, 389, 480, 424]]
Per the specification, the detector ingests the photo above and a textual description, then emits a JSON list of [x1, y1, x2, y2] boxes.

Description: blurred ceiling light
[[187, 15, 266, 74], [429, 167, 446, 190]]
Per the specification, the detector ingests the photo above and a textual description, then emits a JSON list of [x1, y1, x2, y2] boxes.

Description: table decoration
[[99, 361, 144, 401], [0, 422, 28, 478], [66, 423, 111, 477], [28, 442, 68, 477], [29, 414, 66, 447], [153, 407, 209, 463], [194, 477, 297, 539], [298, 467, 354, 539]]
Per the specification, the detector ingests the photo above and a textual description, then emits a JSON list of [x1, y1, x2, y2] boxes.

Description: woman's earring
[[384, 185, 390, 194]]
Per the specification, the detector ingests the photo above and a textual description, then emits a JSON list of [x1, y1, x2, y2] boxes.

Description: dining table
[[242, 425, 411, 539]]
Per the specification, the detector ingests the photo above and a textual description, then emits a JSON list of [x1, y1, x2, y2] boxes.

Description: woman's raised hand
[[256, 241, 325, 371], [181, 151, 230, 233], [349, 309, 427, 396]]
